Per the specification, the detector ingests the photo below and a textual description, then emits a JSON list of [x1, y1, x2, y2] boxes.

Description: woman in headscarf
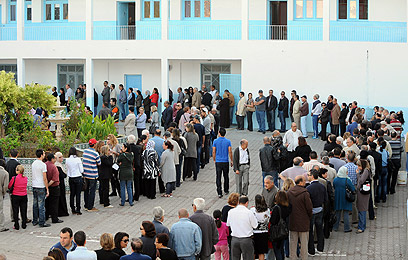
[[218, 93, 230, 128], [142, 140, 160, 199], [332, 166, 355, 232], [143, 90, 151, 121], [55, 152, 69, 217], [33, 108, 43, 127]]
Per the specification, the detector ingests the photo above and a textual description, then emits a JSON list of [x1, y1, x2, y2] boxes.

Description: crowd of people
[[0, 84, 406, 260]]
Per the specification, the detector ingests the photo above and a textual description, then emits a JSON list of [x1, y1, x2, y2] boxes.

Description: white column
[[323, 0, 330, 42], [241, 0, 249, 40], [161, 58, 169, 111], [135, 0, 141, 21], [407, 0, 408, 43], [86, 58, 94, 111], [287, 0, 294, 21], [16, 0, 24, 41], [32, 0, 42, 23], [86, 0, 93, 41], [161, 0, 169, 40], [17, 58, 25, 87]]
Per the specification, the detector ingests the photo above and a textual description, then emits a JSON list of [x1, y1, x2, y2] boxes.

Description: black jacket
[[143, 95, 151, 112], [5, 159, 20, 181], [323, 142, 342, 152], [295, 145, 312, 163], [129, 143, 143, 168], [259, 144, 278, 172], [202, 92, 213, 107], [94, 89, 98, 107], [339, 108, 348, 124], [319, 108, 330, 123], [266, 95, 278, 111], [368, 150, 382, 178], [128, 92, 135, 106], [233, 147, 250, 172], [99, 155, 113, 180], [162, 106, 173, 128], [306, 180, 328, 209], [175, 109, 184, 125], [278, 97, 289, 118], [95, 249, 120, 260]]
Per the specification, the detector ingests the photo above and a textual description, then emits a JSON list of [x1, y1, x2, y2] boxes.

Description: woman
[[47, 248, 65, 260], [55, 152, 69, 217], [128, 135, 143, 202], [282, 178, 295, 192], [295, 136, 312, 162], [221, 193, 239, 256], [59, 88, 66, 106], [143, 90, 151, 121], [8, 165, 28, 230], [75, 88, 83, 102], [183, 123, 199, 181], [339, 103, 349, 137], [140, 221, 156, 260], [95, 233, 120, 260], [65, 147, 84, 215], [113, 232, 130, 257], [142, 140, 160, 199], [150, 106, 160, 134], [160, 141, 177, 197], [99, 145, 114, 208], [377, 141, 389, 203], [117, 143, 134, 206], [213, 210, 229, 260], [245, 93, 255, 131], [332, 166, 355, 232], [218, 94, 230, 128], [107, 134, 122, 197], [41, 110, 51, 130], [135, 90, 143, 112], [319, 102, 330, 141], [270, 191, 292, 260], [250, 194, 270, 260], [150, 88, 159, 107], [178, 107, 191, 133], [155, 233, 178, 260], [356, 159, 371, 233], [172, 128, 186, 187], [183, 88, 190, 108], [136, 107, 147, 138], [212, 91, 222, 110]]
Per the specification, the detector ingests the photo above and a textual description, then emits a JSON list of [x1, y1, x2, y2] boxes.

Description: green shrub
[[78, 114, 117, 143]]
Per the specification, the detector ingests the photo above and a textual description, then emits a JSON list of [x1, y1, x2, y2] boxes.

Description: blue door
[[220, 74, 241, 125], [117, 2, 129, 39], [125, 74, 142, 114]]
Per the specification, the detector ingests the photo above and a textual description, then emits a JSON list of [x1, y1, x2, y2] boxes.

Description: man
[[192, 87, 202, 108], [98, 102, 111, 121], [211, 108, 220, 137], [118, 84, 127, 121], [344, 152, 358, 223], [162, 101, 173, 130], [82, 84, 87, 104], [45, 153, 63, 224], [227, 196, 257, 260], [236, 92, 246, 130], [50, 227, 77, 259], [201, 87, 213, 108], [262, 175, 278, 210], [6, 149, 21, 220], [306, 169, 327, 256], [121, 238, 151, 260], [331, 98, 341, 136], [321, 156, 337, 183], [388, 131, 401, 194], [283, 122, 303, 167], [343, 136, 360, 156], [32, 149, 50, 227], [348, 101, 357, 124], [376, 130, 393, 156], [254, 90, 266, 134], [212, 128, 233, 198], [169, 209, 202, 260], [265, 90, 278, 132], [329, 148, 346, 172], [0, 160, 8, 232], [101, 81, 110, 106], [152, 206, 169, 235], [233, 139, 250, 196], [225, 90, 235, 125], [278, 91, 289, 132], [177, 87, 185, 105], [390, 113, 403, 138], [82, 139, 101, 212], [67, 231, 97, 260], [289, 90, 297, 122], [300, 95, 309, 138], [174, 103, 184, 126], [346, 116, 359, 136], [65, 84, 74, 111], [287, 176, 313, 260], [324, 134, 342, 152], [302, 151, 324, 172], [279, 157, 308, 182], [110, 98, 120, 123], [201, 108, 211, 166], [110, 83, 117, 102], [311, 94, 321, 139], [192, 115, 205, 176], [259, 137, 279, 187], [151, 130, 166, 193], [209, 85, 217, 97], [292, 95, 301, 130], [190, 198, 219, 260]]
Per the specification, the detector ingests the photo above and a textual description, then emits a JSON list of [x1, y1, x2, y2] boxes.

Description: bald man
[[233, 139, 250, 196]]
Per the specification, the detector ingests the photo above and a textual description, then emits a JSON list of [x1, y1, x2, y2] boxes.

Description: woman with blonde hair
[[136, 107, 147, 138], [99, 145, 113, 208], [8, 164, 28, 230], [107, 134, 121, 197], [150, 105, 159, 134], [95, 233, 120, 260], [282, 178, 295, 192]]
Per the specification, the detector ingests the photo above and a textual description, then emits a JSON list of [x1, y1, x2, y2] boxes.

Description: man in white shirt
[[67, 231, 97, 260], [31, 149, 50, 227], [209, 85, 217, 98], [232, 139, 250, 196], [302, 151, 325, 172], [283, 123, 303, 152], [227, 196, 257, 260]]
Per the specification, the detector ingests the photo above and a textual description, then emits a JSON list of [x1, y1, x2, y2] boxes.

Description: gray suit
[[232, 147, 250, 195]]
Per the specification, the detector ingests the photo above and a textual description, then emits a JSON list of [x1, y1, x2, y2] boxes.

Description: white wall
[[249, 0, 267, 21], [0, 59, 16, 64], [370, 0, 406, 22], [0, 0, 6, 24], [68, 0, 86, 22], [93, 0, 117, 21], [212, 0, 241, 20]]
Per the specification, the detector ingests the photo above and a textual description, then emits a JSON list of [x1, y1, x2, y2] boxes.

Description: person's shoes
[[39, 223, 51, 228], [26, 219, 32, 223], [76, 211, 83, 215], [201, 165, 205, 169], [119, 204, 124, 206], [129, 204, 134, 207], [224, 191, 229, 195], [88, 208, 99, 212], [390, 190, 395, 194], [52, 219, 64, 224], [218, 194, 223, 198], [356, 229, 364, 234], [257, 130, 262, 132], [316, 250, 323, 255], [32, 222, 38, 226], [105, 205, 114, 208], [262, 131, 266, 134], [0, 228, 9, 232], [352, 221, 358, 224], [344, 229, 352, 233], [308, 253, 315, 257], [22, 224, 27, 229], [109, 193, 117, 197], [382, 200, 386, 203]]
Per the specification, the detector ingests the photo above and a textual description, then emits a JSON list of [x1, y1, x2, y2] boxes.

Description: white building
[[0, 0, 407, 130]]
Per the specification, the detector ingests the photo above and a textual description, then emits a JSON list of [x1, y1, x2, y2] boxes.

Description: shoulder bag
[[8, 176, 16, 194], [345, 178, 356, 202], [360, 174, 371, 195], [269, 205, 289, 242]]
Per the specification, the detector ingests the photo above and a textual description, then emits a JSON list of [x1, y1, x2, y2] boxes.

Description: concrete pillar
[[323, 0, 330, 41], [161, 0, 169, 40], [86, 58, 94, 111], [86, 0, 93, 40], [17, 58, 25, 87], [16, 0, 24, 41], [135, 0, 141, 21], [161, 58, 169, 111], [241, 0, 249, 40], [31, 0, 42, 23]]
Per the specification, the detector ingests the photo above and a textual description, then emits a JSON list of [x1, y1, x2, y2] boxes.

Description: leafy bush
[[0, 135, 21, 157], [78, 114, 117, 143]]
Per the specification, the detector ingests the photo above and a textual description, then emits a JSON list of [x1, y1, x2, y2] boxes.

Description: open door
[[270, 1, 287, 40], [117, 2, 135, 39]]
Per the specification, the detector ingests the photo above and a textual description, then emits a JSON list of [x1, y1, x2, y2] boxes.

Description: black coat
[[5, 159, 20, 181], [319, 108, 330, 123], [295, 145, 312, 163], [94, 89, 98, 107], [218, 98, 230, 128], [129, 143, 143, 168], [143, 95, 151, 112], [202, 92, 213, 107], [99, 155, 113, 180], [95, 249, 120, 260], [128, 92, 136, 106], [266, 95, 278, 111], [162, 106, 173, 128], [339, 108, 349, 124], [278, 97, 289, 118]]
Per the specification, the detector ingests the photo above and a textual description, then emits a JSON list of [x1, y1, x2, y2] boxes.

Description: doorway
[[201, 64, 231, 91], [269, 1, 287, 40], [117, 2, 136, 40], [58, 65, 84, 92]]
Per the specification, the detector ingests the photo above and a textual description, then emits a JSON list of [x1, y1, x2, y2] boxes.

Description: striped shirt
[[344, 162, 358, 186], [389, 139, 402, 160], [82, 148, 101, 179]]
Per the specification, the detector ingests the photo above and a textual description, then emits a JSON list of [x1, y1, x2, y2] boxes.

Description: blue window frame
[[294, 0, 323, 19], [25, 0, 32, 22], [44, 0, 68, 22], [142, 0, 161, 20], [338, 0, 368, 20], [8, 0, 17, 23], [182, 0, 211, 19]]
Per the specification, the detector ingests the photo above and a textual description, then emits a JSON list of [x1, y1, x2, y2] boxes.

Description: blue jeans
[[196, 146, 202, 174], [84, 178, 97, 210], [230, 106, 235, 125], [308, 211, 324, 254], [119, 102, 126, 120], [266, 110, 276, 131], [278, 110, 286, 131], [166, 182, 175, 195], [300, 116, 307, 137], [256, 110, 266, 132], [378, 167, 388, 201], [262, 171, 279, 189], [333, 210, 350, 231], [358, 211, 367, 231], [272, 241, 284, 260], [32, 187, 46, 226], [120, 180, 133, 206], [312, 115, 319, 138]]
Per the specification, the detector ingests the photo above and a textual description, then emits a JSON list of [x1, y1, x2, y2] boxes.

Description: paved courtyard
[[0, 127, 407, 259]]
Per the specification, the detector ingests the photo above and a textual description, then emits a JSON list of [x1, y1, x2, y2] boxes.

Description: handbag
[[7, 176, 16, 194], [81, 178, 87, 192], [269, 205, 289, 242], [345, 178, 356, 202], [360, 177, 371, 195], [149, 124, 156, 135]]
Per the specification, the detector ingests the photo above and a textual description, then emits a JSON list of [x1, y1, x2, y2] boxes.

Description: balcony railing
[[330, 25, 407, 43], [169, 24, 241, 40], [24, 26, 86, 40], [93, 25, 161, 40], [0, 26, 17, 41], [249, 25, 323, 41]]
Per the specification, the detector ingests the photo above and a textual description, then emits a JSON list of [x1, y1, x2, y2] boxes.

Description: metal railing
[[24, 26, 86, 41], [249, 25, 323, 41], [169, 24, 241, 40], [0, 26, 17, 41], [330, 25, 407, 43], [93, 25, 161, 40]]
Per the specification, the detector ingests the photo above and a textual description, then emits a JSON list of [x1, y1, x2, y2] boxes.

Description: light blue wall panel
[[169, 20, 241, 40], [287, 20, 323, 41], [0, 24, 17, 41], [24, 22, 85, 40], [249, 20, 269, 40], [220, 74, 241, 124], [93, 20, 161, 40]]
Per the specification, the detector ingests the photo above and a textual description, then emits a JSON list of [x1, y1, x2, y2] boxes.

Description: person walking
[[332, 166, 355, 232], [31, 149, 50, 227], [183, 124, 199, 181], [311, 94, 321, 139], [255, 90, 266, 134], [160, 141, 177, 197], [213, 128, 233, 198], [213, 209, 229, 260], [83, 139, 101, 212], [118, 143, 134, 206], [8, 165, 27, 230], [278, 91, 289, 132], [236, 92, 246, 130], [65, 147, 84, 215], [218, 94, 230, 128], [233, 139, 250, 196], [300, 95, 309, 138], [356, 159, 371, 234], [245, 93, 255, 131]]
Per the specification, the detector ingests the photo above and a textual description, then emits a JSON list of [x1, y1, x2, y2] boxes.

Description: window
[[58, 65, 84, 92], [183, 0, 210, 19], [26, 0, 32, 21], [143, 0, 161, 19], [294, 0, 323, 19], [9, 0, 17, 22], [201, 64, 230, 90], [338, 0, 368, 20], [45, 0, 68, 21], [0, 64, 17, 82]]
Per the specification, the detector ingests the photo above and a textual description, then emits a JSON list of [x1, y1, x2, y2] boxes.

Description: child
[[213, 209, 229, 260]]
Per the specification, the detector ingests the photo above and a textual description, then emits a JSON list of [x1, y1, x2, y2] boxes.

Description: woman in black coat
[[55, 152, 69, 217], [295, 136, 312, 162], [128, 135, 144, 201], [143, 90, 151, 122], [218, 94, 230, 128], [319, 102, 330, 141], [99, 145, 114, 208], [270, 191, 292, 260], [140, 221, 157, 260], [339, 103, 349, 137]]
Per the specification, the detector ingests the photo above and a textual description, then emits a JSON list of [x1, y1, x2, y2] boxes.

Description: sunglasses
[[122, 239, 129, 243]]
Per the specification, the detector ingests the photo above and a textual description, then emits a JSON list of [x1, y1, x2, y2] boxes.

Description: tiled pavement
[[0, 127, 407, 259]]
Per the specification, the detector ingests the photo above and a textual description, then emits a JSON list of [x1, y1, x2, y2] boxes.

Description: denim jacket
[[169, 218, 202, 258]]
